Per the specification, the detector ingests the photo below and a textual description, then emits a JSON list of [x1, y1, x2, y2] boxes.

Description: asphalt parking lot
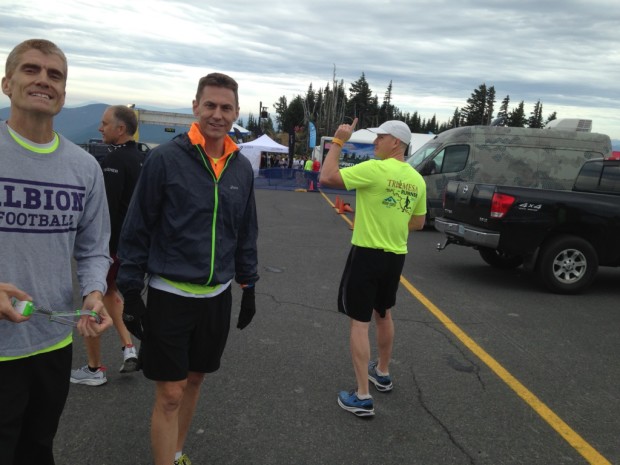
[[57, 188, 620, 465]]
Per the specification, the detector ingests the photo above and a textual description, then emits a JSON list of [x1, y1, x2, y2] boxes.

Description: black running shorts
[[337, 246, 406, 322], [141, 286, 232, 381]]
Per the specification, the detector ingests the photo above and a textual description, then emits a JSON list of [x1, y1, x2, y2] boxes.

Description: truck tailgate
[[441, 182, 496, 226]]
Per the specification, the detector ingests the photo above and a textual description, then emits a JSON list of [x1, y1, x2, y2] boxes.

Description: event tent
[[238, 134, 289, 175], [229, 123, 250, 137]]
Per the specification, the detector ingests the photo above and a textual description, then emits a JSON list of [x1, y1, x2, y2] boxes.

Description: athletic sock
[[174, 451, 183, 460], [357, 392, 372, 400]]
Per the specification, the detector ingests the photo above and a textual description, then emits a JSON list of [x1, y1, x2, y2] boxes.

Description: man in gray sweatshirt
[[0, 39, 112, 465]]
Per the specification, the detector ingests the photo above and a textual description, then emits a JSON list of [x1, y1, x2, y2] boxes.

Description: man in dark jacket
[[70, 105, 143, 385], [116, 73, 259, 465]]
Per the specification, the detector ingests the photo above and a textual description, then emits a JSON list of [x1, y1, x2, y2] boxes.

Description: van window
[[574, 160, 602, 191], [409, 141, 442, 167], [437, 145, 469, 173]]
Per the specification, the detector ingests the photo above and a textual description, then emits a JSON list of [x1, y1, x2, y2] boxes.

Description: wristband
[[331, 137, 344, 148]]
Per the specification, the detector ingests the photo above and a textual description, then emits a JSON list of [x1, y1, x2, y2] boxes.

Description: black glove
[[122, 290, 147, 340], [237, 285, 256, 330]]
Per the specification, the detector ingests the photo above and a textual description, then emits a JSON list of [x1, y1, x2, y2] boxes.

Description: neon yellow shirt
[[340, 158, 426, 254]]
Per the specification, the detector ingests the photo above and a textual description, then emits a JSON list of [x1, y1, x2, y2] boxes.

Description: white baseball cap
[[367, 120, 411, 145]]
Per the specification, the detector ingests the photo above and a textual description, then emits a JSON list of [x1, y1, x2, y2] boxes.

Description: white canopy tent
[[237, 134, 289, 175], [230, 123, 250, 136]]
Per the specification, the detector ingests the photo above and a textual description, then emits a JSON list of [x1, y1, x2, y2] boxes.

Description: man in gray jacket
[[0, 39, 112, 465], [117, 72, 259, 465]]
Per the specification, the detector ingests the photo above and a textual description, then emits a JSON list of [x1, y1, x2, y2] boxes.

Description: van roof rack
[[545, 118, 592, 132]]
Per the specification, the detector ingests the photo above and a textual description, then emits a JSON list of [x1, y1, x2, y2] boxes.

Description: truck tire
[[537, 235, 598, 294], [478, 247, 524, 269]]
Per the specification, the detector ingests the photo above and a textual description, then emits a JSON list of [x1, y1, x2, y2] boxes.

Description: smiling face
[[192, 85, 239, 142], [2, 48, 67, 118]]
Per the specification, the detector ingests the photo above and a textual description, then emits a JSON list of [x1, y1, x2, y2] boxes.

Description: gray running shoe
[[70, 365, 107, 386]]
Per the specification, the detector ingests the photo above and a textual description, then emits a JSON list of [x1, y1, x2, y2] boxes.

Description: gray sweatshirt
[[0, 122, 111, 358]]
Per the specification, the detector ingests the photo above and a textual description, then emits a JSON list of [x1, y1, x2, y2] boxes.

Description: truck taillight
[[490, 193, 515, 218]]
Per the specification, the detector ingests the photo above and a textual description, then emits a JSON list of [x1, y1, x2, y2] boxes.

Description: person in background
[[304, 156, 315, 190], [320, 118, 426, 417], [116, 72, 259, 465], [70, 105, 144, 386], [0, 38, 112, 465], [311, 157, 321, 191]]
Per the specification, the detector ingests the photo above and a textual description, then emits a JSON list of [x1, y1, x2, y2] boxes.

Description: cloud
[[1, 0, 619, 138]]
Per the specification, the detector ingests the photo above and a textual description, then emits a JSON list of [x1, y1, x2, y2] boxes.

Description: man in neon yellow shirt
[[320, 118, 426, 417]]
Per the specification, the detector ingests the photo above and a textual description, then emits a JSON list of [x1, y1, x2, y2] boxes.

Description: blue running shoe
[[337, 390, 374, 417], [368, 361, 393, 392]]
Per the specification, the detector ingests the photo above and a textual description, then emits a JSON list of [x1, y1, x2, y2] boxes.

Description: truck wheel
[[537, 235, 598, 294], [478, 247, 524, 269]]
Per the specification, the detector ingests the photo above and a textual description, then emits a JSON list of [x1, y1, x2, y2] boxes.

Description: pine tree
[[379, 81, 396, 123], [484, 86, 496, 125], [346, 73, 377, 129], [273, 96, 288, 132], [460, 83, 495, 126], [528, 100, 544, 128], [495, 95, 510, 125], [507, 101, 527, 127]]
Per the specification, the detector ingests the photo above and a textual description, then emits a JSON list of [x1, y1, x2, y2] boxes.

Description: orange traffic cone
[[338, 199, 346, 214], [309, 181, 314, 191], [343, 203, 354, 213], [334, 195, 341, 210]]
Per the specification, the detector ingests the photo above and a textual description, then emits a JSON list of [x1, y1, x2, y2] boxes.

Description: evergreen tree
[[507, 101, 527, 127], [495, 95, 510, 125], [246, 113, 259, 136], [346, 73, 377, 129], [450, 107, 460, 128], [460, 83, 493, 126], [528, 100, 544, 128], [379, 80, 396, 123], [273, 96, 288, 132], [484, 86, 496, 125], [270, 75, 559, 139]]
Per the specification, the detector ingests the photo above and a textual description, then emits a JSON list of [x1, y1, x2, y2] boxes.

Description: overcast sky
[[1, 0, 619, 139]]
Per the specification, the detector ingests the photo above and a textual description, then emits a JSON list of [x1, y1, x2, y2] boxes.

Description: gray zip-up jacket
[[116, 133, 259, 295]]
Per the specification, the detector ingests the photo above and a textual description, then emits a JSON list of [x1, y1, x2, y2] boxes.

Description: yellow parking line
[[321, 191, 609, 463], [399, 275, 611, 465]]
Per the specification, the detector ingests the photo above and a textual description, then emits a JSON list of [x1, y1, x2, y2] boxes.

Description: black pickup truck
[[435, 158, 620, 294]]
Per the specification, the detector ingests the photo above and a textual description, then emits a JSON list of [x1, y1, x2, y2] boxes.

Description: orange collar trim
[[188, 122, 238, 158]]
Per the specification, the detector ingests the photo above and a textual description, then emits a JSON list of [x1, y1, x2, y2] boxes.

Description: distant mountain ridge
[[1, 104, 620, 150], [0, 103, 196, 145]]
